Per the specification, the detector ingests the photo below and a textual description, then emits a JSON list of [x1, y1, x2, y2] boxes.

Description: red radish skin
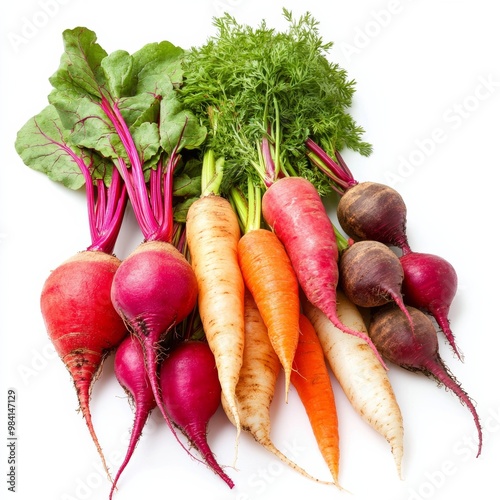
[[262, 176, 387, 368], [110, 240, 199, 454], [336, 181, 411, 253], [40, 250, 128, 481], [159, 340, 234, 488], [340, 240, 414, 330], [369, 305, 482, 457], [110, 335, 157, 499], [400, 251, 461, 360]]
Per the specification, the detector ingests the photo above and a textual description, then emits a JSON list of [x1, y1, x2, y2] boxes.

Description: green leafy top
[[15, 104, 128, 253], [15, 27, 206, 244], [180, 9, 371, 196]]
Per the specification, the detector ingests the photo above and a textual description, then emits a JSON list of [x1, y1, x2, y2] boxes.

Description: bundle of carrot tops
[[15, 8, 482, 497]]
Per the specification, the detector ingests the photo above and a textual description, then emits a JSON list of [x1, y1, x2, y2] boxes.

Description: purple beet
[[369, 305, 482, 457], [340, 240, 414, 330], [337, 181, 411, 254], [400, 251, 461, 360], [304, 141, 411, 253]]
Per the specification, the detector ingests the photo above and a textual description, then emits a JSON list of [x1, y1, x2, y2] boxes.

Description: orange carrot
[[238, 228, 300, 400], [186, 192, 245, 443], [291, 314, 341, 485], [221, 291, 332, 485]]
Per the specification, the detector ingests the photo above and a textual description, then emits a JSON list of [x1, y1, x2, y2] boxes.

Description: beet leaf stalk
[[45, 26, 207, 468], [15, 103, 129, 481]]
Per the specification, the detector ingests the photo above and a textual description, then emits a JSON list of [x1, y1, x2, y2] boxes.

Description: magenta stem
[[305, 138, 358, 193]]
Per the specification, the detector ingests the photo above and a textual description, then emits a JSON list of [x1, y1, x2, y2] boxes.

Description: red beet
[[159, 340, 234, 488], [400, 251, 461, 360], [40, 251, 128, 481], [369, 305, 482, 457], [111, 240, 198, 450]]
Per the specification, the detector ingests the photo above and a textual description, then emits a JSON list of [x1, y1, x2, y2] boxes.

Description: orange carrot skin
[[238, 228, 300, 397], [291, 314, 340, 484]]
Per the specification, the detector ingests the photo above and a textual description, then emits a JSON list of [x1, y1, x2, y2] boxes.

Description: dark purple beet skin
[[337, 181, 411, 253], [400, 251, 461, 360], [369, 305, 482, 457], [339, 240, 414, 329]]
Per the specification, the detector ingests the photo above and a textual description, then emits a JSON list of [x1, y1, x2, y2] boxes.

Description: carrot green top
[[180, 9, 372, 197]]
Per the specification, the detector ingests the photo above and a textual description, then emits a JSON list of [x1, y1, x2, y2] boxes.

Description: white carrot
[[221, 291, 333, 485]]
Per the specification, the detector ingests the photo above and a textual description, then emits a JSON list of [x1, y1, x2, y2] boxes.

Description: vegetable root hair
[[40, 250, 129, 483]]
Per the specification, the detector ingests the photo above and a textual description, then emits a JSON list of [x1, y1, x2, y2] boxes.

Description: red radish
[[262, 175, 387, 368], [41, 250, 128, 481], [339, 240, 414, 329], [400, 251, 461, 360], [159, 340, 234, 488], [110, 335, 157, 499], [368, 305, 482, 457], [306, 140, 411, 253]]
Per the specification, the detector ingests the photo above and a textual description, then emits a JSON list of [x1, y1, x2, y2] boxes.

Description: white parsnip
[[303, 290, 404, 478]]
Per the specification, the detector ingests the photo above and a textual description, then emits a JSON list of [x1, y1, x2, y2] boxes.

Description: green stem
[[229, 176, 262, 234], [200, 149, 224, 196], [333, 223, 350, 253]]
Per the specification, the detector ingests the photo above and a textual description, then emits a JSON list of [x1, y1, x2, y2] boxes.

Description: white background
[[1, 1, 499, 499]]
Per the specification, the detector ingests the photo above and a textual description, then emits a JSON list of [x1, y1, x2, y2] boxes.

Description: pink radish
[[110, 335, 157, 499], [262, 175, 386, 368], [400, 251, 461, 360], [369, 305, 482, 457], [159, 340, 234, 488]]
